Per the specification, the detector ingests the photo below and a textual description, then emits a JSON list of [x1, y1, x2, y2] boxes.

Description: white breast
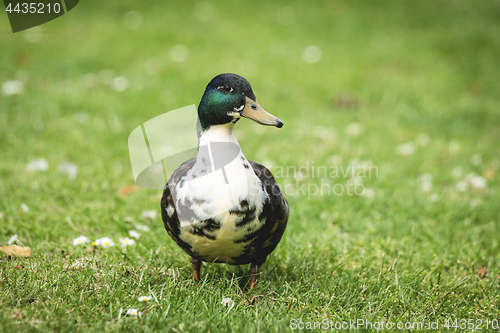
[[174, 124, 266, 226]]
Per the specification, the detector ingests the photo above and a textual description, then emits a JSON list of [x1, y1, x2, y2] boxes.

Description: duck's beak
[[240, 96, 284, 128]]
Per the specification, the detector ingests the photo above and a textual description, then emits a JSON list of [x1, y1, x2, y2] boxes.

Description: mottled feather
[[161, 159, 288, 265]]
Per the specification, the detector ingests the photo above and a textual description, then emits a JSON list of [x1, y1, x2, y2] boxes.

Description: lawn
[[1, 0, 499, 331]]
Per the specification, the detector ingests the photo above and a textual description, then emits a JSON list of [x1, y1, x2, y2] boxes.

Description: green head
[[198, 73, 283, 131]]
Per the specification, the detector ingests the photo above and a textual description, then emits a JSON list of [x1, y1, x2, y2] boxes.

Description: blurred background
[[2, 0, 500, 254]]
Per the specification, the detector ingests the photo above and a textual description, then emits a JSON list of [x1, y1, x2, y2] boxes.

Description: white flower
[[141, 210, 157, 220], [99, 69, 115, 85], [95, 237, 115, 248], [429, 193, 439, 202], [135, 225, 150, 232], [350, 176, 363, 187], [452, 167, 463, 179], [314, 126, 336, 143], [465, 173, 487, 190], [138, 295, 152, 302], [449, 140, 460, 155], [293, 171, 307, 182], [470, 154, 482, 166], [303, 45, 322, 64], [128, 230, 140, 239], [396, 142, 416, 156], [416, 133, 430, 146], [80, 74, 96, 89], [123, 11, 143, 30], [456, 181, 468, 192], [68, 260, 86, 270], [126, 308, 141, 317], [73, 236, 90, 246], [59, 162, 78, 180], [20, 203, 29, 212], [421, 181, 432, 192], [194, 2, 214, 22], [24, 27, 43, 43], [8, 234, 18, 245], [120, 237, 136, 247], [276, 6, 296, 26], [345, 122, 364, 136], [419, 173, 432, 183], [362, 188, 375, 198], [0, 212, 3, 219], [221, 297, 232, 306], [2, 80, 24, 96], [26, 158, 48, 172], [221, 297, 235, 311], [261, 160, 275, 169], [328, 154, 343, 165], [170, 45, 189, 62], [470, 198, 481, 208], [419, 173, 433, 192], [112, 76, 129, 92]]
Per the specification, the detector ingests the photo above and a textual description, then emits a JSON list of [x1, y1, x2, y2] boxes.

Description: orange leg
[[248, 259, 266, 289], [192, 257, 201, 283]]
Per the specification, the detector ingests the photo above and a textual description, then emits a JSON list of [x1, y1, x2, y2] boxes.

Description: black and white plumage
[[160, 73, 289, 288]]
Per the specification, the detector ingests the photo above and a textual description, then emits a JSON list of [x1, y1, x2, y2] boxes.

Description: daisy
[[72, 235, 90, 246], [345, 122, 364, 136], [421, 182, 432, 192], [456, 181, 468, 192], [470, 154, 482, 166], [120, 237, 136, 247], [303, 45, 322, 64], [452, 167, 463, 178], [396, 142, 416, 156], [138, 295, 152, 302], [470, 198, 481, 208], [95, 237, 115, 248], [20, 203, 29, 212], [135, 225, 150, 232], [221, 297, 235, 311], [123, 216, 135, 223], [328, 154, 343, 165], [8, 234, 18, 245], [126, 308, 141, 317], [59, 162, 78, 180], [2, 80, 24, 96], [26, 158, 48, 172], [313, 126, 336, 143], [416, 133, 430, 146], [141, 210, 157, 220], [362, 188, 375, 198], [128, 230, 140, 239], [429, 194, 439, 202], [112, 76, 129, 92], [465, 173, 487, 190], [419, 174, 433, 192]]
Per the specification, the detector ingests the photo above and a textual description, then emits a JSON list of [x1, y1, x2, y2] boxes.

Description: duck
[[161, 73, 289, 289]]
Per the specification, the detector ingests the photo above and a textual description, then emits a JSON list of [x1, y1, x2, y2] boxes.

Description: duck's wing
[[237, 160, 289, 262], [161, 157, 196, 256]]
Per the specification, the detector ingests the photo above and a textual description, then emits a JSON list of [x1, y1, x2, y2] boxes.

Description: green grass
[[1, 0, 500, 331]]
